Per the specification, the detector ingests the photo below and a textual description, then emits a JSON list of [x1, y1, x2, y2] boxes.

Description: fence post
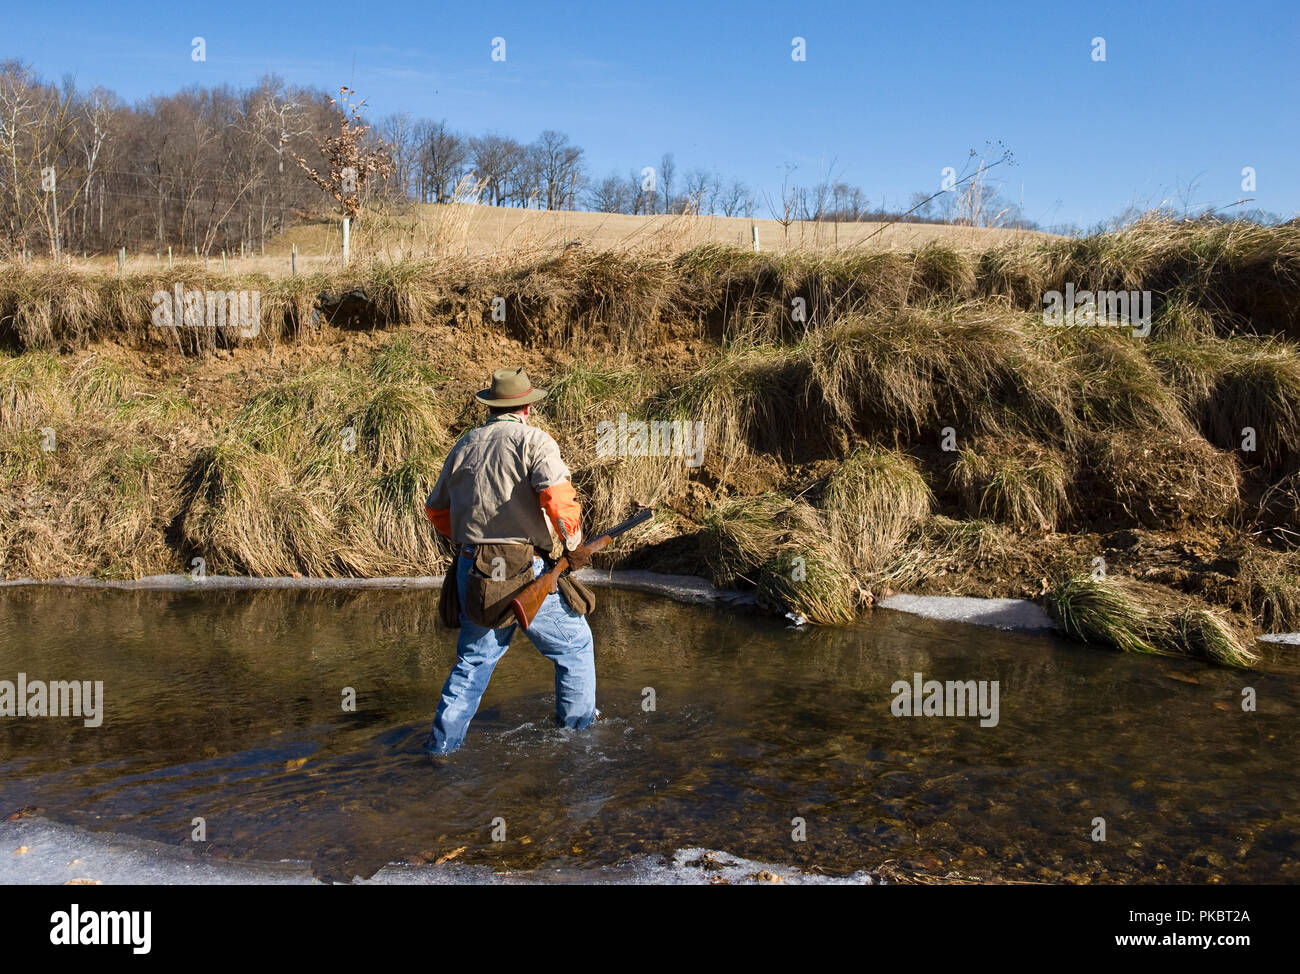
[[291, 243, 297, 277]]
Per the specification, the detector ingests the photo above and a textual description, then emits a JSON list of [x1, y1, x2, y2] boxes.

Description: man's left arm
[[425, 454, 454, 539]]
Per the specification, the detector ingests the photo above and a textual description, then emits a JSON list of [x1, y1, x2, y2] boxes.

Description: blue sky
[[7, 0, 1298, 228]]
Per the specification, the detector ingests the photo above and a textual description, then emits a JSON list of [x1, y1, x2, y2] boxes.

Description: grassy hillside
[[26, 204, 1050, 279], [2, 216, 1299, 666], [274, 204, 1051, 261]]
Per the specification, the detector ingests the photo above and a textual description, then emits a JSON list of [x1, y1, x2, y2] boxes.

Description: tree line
[[0, 62, 349, 257], [1, 59, 1048, 259]]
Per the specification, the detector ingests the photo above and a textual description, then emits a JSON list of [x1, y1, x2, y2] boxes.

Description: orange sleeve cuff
[[538, 482, 582, 539], [425, 504, 452, 538]]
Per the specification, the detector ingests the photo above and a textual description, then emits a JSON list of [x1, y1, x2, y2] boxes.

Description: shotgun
[[511, 507, 654, 630]]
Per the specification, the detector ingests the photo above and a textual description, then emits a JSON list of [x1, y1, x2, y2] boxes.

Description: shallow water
[[0, 586, 1296, 883]]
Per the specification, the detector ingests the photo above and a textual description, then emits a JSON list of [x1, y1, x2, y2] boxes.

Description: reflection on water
[[0, 586, 1296, 882]]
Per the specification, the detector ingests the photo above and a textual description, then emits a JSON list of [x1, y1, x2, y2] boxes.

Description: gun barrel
[[598, 507, 653, 543]]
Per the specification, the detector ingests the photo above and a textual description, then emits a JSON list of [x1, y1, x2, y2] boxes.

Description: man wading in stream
[[422, 368, 596, 754]]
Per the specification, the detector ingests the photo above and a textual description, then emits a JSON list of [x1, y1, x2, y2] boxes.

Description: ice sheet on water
[[1, 818, 875, 885], [0, 818, 316, 885], [879, 594, 1057, 631]]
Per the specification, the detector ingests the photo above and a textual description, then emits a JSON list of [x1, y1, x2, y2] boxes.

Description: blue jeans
[[426, 549, 597, 754]]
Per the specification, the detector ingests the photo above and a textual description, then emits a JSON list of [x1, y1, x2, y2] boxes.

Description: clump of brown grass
[[700, 493, 861, 625], [177, 349, 452, 576], [805, 304, 1078, 448], [1152, 336, 1300, 472], [536, 360, 688, 538], [1256, 470, 1300, 545], [1086, 429, 1239, 528], [1235, 543, 1300, 632], [0, 350, 63, 431], [914, 517, 1016, 583], [822, 445, 931, 580], [571, 449, 687, 551], [756, 501, 861, 625], [654, 342, 823, 476], [950, 436, 1070, 531], [0, 351, 198, 578], [699, 493, 789, 587], [1046, 572, 1259, 667], [1061, 327, 1197, 437], [1020, 218, 1300, 337]]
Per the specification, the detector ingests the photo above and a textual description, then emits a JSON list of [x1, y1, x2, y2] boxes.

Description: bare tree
[[238, 75, 313, 252], [682, 167, 720, 215], [587, 172, 632, 213], [0, 60, 41, 251], [717, 178, 753, 218], [533, 130, 583, 210], [627, 168, 653, 215], [74, 87, 114, 242], [796, 159, 841, 222], [763, 164, 799, 241], [0, 60, 79, 256], [470, 133, 520, 206], [829, 183, 868, 221], [506, 140, 538, 207], [658, 151, 675, 214], [416, 119, 468, 203], [290, 86, 394, 263], [0, 63, 336, 256], [380, 112, 417, 201]]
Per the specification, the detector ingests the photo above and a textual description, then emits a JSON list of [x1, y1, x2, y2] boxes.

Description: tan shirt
[[427, 416, 572, 549]]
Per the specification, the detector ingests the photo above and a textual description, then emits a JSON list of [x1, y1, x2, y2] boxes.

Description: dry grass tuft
[[1046, 572, 1259, 667], [823, 445, 932, 580], [1086, 430, 1239, 528], [701, 493, 861, 624], [951, 436, 1070, 531]]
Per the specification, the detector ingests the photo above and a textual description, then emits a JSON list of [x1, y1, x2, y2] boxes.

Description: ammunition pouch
[[466, 543, 537, 629], [438, 546, 462, 629], [557, 570, 596, 617]]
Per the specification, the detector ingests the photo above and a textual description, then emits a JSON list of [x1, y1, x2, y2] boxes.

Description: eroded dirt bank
[[4, 222, 1300, 664]]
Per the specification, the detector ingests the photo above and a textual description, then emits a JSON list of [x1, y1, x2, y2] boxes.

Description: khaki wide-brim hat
[[476, 367, 548, 407]]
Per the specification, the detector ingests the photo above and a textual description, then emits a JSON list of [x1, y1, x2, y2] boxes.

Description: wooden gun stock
[[510, 508, 652, 631]]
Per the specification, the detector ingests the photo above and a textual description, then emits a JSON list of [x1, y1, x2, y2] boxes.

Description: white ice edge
[[877, 594, 1058, 632], [0, 567, 750, 602], [3, 571, 1294, 644]]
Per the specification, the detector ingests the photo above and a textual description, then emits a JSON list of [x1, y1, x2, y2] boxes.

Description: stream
[[0, 585, 1296, 883]]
